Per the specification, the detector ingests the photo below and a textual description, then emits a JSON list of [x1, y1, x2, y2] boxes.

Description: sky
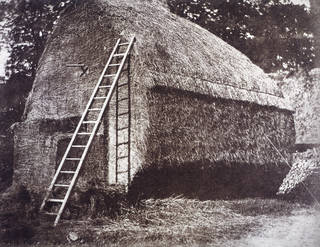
[[290, 0, 310, 6], [0, 19, 10, 79], [0, 47, 10, 79]]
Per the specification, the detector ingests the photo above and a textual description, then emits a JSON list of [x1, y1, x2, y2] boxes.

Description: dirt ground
[[1, 197, 320, 246], [227, 207, 320, 247]]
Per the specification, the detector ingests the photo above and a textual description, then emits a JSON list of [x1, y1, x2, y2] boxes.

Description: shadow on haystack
[[128, 160, 289, 203]]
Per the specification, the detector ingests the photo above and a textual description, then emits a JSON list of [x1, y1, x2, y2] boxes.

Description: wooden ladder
[[115, 46, 132, 184], [40, 36, 135, 226]]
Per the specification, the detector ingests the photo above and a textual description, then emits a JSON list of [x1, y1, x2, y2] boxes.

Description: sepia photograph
[[0, 0, 319, 246]]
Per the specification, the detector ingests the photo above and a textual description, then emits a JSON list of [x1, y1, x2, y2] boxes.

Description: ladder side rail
[[41, 39, 121, 212], [54, 37, 135, 225], [115, 76, 119, 183], [127, 53, 132, 183]]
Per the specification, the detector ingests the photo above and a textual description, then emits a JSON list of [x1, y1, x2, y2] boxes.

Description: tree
[[2, 0, 74, 123], [168, 0, 315, 73], [6, 0, 74, 80], [310, 0, 320, 67]]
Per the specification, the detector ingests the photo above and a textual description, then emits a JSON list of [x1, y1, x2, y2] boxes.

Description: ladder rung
[[118, 82, 128, 88], [94, 97, 107, 99], [117, 141, 129, 146], [60, 171, 76, 174], [54, 184, 70, 188], [82, 121, 97, 124], [117, 170, 128, 174], [48, 199, 64, 203], [118, 97, 129, 102], [104, 74, 116, 77], [77, 132, 92, 135], [66, 158, 81, 161], [44, 212, 58, 216], [119, 42, 130, 46], [118, 155, 128, 159], [117, 126, 129, 131], [66, 64, 85, 67], [99, 85, 111, 89], [88, 108, 102, 111], [109, 63, 121, 66], [113, 53, 125, 57], [72, 145, 86, 148], [118, 112, 129, 117]]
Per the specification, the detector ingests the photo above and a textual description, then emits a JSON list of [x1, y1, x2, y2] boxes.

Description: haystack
[[277, 68, 320, 202], [277, 69, 320, 144], [9, 0, 294, 199], [278, 147, 320, 202]]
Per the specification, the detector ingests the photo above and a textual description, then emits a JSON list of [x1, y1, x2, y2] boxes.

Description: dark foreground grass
[[0, 197, 306, 246]]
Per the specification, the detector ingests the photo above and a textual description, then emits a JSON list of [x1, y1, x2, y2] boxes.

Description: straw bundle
[[87, 197, 258, 245]]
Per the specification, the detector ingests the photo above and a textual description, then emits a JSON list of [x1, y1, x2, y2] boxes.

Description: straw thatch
[[10, 0, 295, 198], [24, 0, 291, 121], [278, 148, 320, 202]]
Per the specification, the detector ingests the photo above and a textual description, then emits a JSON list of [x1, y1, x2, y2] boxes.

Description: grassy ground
[[231, 207, 320, 247], [1, 197, 316, 246]]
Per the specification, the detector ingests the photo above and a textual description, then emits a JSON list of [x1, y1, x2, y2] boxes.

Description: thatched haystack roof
[[24, 0, 291, 121]]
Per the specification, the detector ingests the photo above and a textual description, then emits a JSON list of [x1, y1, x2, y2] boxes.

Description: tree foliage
[[168, 0, 316, 73], [1, 0, 74, 122], [6, 0, 74, 80]]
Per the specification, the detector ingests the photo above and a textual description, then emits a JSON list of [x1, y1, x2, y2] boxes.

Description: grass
[[0, 197, 306, 246], [226, 198, 302, 217]]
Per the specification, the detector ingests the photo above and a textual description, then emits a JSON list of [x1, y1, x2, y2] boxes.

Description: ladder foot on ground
[[39, 36, 135, 226]]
